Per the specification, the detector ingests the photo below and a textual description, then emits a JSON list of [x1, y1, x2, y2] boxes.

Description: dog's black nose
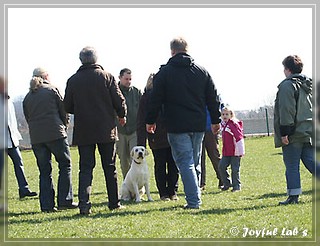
[[138, 152, 143, 158]]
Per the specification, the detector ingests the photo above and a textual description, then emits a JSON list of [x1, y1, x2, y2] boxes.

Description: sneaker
[[58, 202, 78, 210], [160, 196, 170, 201], [169, 195, 179, 201]]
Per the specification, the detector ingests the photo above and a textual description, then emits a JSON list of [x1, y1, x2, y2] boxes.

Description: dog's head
[[131, 146, 149, 164]]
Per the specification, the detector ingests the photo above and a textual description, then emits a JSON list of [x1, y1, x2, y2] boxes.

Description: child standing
[[219, 106, 245, 192]]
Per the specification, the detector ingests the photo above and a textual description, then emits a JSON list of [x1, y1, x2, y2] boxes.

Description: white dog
[[120, 146, 153, 203]]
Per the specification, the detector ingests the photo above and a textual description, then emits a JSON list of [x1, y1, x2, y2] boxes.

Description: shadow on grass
[[258, 189, 313, 199], [7, 189, 315, 226]]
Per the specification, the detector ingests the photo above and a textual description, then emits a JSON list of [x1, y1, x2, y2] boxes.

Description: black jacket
[[146, 53, 220, 133], [137, 89, 170, 149]]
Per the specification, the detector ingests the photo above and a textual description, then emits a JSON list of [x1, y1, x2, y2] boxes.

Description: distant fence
[[18, 117, 274, 149], [242, 118, 274, 136]]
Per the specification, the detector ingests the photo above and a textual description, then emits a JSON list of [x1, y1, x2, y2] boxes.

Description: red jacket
[[221, 119, 245, 156]]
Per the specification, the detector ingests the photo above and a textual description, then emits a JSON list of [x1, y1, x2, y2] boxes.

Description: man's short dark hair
[[119, 68, 131, 77], [282, 55, 303, 74]]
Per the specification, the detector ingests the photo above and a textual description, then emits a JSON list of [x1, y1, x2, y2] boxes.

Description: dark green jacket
[[274, 74, 312, 148], [116, 84, 142, 135]]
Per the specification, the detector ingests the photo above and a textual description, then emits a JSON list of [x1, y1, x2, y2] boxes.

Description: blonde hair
[[222, 106, 237, 120], [145, 73, 155, 90], [29, 76, 44, 92]]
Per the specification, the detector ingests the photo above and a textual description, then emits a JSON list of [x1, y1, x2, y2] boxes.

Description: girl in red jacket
[[218, 106, 245, 192]]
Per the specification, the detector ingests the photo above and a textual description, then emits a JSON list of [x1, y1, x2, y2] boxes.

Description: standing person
[[23, 68, 77, 212], [146, 37, 221, 209], [274, 55, 314, 205], [218, 106, 245, 192], [200, 108, 223, 191], [64, 46, 127, 215], [8, 95, 37, 199], [0, 76, 5, 212], [116, 68, 142, 179], [137, 73, 179, 201]]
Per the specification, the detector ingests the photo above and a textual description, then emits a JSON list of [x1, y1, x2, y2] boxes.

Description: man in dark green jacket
[[116, 68, 142, 179]]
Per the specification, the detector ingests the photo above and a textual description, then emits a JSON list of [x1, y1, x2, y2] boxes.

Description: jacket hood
[[288, 74, 312, 94], [167, 53, 194, 67], [279, 74, 312, 94]]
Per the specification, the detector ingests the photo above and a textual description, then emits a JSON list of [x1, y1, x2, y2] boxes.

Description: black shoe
[[183, 204, 200, 209], [41, 207, 58, 213], [58, 202, 78, 210], [79, 208, 92, 215], [220, 186, 230, 191], [109, 205, 126, 211], [19, 190, 38, 199], [231, 189, 240, 192], [218, 180, 224, 189], [279, 195, 299, 205]]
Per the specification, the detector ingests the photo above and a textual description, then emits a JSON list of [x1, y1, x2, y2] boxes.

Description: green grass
[[3, 136, 319, 244]]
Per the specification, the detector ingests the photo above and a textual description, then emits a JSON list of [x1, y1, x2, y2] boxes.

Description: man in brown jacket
[[64, 46, 127, 215]]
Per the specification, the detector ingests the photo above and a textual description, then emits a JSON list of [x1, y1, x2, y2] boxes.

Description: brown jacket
[[64, 64, 127, 145]]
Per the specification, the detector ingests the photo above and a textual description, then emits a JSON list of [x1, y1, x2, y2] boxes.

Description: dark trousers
[[152, 147, 179, 198], [32, 137, 74, 210], [78, 142, 120, 210], [7, 146, 29, 192], [200, 131, 222, 187]]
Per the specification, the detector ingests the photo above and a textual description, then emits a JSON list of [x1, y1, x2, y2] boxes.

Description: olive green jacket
[[274, 74, 312, 148]]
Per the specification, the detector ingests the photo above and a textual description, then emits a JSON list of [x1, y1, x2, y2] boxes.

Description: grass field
[[2, 136, 319, 245]]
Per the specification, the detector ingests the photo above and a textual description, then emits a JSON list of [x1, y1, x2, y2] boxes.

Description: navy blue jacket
[[146, 53, 220, 133]]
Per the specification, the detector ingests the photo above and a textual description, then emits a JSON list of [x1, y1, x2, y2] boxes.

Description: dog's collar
[[133, 159, 142, 165]]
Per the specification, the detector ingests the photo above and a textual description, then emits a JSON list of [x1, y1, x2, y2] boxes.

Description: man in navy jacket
[[146, 37, 220, 209]]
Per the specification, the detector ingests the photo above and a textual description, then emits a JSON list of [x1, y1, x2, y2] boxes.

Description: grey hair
[[29, 76, 44, 92], [79, 46, 98, 64]]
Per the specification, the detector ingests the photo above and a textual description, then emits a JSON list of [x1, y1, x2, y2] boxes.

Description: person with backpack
[[218, 106, 245, 192], [274, 55, 314, 205]]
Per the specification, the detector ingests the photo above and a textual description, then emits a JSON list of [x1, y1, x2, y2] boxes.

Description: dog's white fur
[[120, 146, 153, 203]]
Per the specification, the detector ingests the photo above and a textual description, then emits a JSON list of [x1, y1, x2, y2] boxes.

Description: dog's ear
[[130, 147, 135, 158]]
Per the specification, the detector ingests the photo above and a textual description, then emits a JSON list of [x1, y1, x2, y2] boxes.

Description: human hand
[[146, 124, 156, 134], [118, 117, 126, 126], [281, 136, 289, 145], [211, 124, 220, 135]]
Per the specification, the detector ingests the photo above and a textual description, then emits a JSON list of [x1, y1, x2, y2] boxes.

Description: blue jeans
[[167, 132, 204, 208], [7, 147, 29, 192], [78, 142, 120, 210], [32, 137, 74, 210], [219, 156, 241, 190], [282, 142, 315, 195]]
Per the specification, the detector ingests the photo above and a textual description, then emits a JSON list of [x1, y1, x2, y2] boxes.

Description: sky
[[7, 6, 313, 111]]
